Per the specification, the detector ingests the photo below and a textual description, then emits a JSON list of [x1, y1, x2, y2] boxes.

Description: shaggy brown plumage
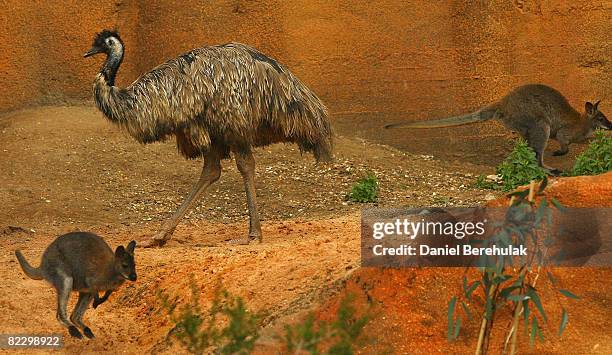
[[85, 30, 333, 246]]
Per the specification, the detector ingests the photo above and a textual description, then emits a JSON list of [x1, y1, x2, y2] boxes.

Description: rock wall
[[1, 1, 609, 163]]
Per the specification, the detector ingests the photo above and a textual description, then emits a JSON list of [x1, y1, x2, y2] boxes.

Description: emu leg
[[234, 151, 262, 244], [70, 292, 94, 339], [144, 152, 222, 247]]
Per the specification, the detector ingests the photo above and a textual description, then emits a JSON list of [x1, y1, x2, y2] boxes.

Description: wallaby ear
[[126, 240, 136, 254], [115, 245, 126, 258], [585, 102, 594, 114], [594, 100, 601, 110]]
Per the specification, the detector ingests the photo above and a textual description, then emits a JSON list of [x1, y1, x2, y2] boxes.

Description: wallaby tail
[[384, 108, 498, 129], [15, 250, 43, 280]]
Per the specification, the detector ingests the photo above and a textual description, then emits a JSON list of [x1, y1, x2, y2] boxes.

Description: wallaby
[[385, 84, 611, 174], [15, 232, 136, 339]]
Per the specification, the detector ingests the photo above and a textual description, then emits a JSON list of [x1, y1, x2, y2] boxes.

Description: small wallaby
[[385, 84, 611, 174], [15, 232, 136, 339]]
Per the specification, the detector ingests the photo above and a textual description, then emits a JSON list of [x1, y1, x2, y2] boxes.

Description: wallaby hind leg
[[70, 293, 94, 339], [527, 123, 561, 176], [51, 272, 82, 338]]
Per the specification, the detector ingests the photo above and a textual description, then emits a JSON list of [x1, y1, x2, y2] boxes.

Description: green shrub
[[473, 175, 501, 190], [496, 139, 546, 191], [347, 174, 378, 203], [571, 130, 612, 176], [283, 294, 370, 354], [158, 277, 260, 355], [448, 180, 579, 351]]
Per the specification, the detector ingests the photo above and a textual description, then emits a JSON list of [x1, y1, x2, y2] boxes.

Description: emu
[[85, 30, 333, 247]]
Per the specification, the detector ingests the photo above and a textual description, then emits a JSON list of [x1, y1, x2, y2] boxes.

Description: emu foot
[[140, 238, 167, 248], [141, 230, 173, 248], [68, 326, 83, 339], [83, 327, 95, 339], [226, 235, 261, 245]]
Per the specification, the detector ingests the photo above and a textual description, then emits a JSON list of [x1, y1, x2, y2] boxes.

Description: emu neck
[[101, 51, 123, 86]]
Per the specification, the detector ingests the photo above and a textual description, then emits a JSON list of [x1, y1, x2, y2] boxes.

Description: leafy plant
[[346, 174, 378, 203], [571, 130, 611, 176], [158, 276, 261, 355], [473, 175, 501, 190], [283, 294, 370, 354], [496, 139, 546, 191], [447, 179, 580, 354]]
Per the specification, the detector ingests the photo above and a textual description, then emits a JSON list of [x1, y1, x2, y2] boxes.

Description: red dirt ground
[[0, 107, 610, 354]]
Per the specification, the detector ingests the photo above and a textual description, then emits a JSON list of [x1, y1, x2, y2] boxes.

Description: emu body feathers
[[93, 43, 332, 160]]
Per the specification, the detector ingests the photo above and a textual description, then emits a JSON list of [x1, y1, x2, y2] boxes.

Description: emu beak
[[83, 47, 101, 58]]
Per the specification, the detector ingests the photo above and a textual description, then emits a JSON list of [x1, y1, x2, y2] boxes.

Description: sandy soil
[[0, 106, 608, 354]]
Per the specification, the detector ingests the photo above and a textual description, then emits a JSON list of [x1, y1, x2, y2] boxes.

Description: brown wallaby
[[385, 84, 611, 174], [15, 232, 136, 339]]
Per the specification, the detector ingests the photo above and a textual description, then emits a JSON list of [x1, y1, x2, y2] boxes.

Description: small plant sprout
[[283, 293, 371, 354], [347, 174, 378, 203], [157, 276, 261, 355]]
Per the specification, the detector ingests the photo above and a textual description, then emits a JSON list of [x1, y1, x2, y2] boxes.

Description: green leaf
[[500, 285, 521, 299], [465, 281, 480, 300], [537, 176, 548, 193], [447, 296, 457, 341], [534, 199, 548, 226], [492, 274, 512, 284], [507, 189, 530, 199], [550, 198, 567, 212], [526, 287, 547, 322], [537, 322, 544, 342], [523, 300, 530, 332], [530, 316, 537, 347], [507, 294, 528, 302], [453, 315, 462, 340], [461, 301, 472, 321], [559, 289, 580, 300], [559, 308, 568, 336]]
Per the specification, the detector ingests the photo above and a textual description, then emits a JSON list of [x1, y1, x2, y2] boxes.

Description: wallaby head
[[114, 240, 137, 281], [585, 101, 611, 130]]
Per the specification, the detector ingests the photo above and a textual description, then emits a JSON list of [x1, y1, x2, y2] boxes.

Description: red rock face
[[0, 1, 608, 164], [1, 1, 608, 112]]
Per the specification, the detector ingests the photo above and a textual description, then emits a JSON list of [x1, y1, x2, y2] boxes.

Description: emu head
[[84, 30, 124, 58], [585, 101, 612, 130]]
